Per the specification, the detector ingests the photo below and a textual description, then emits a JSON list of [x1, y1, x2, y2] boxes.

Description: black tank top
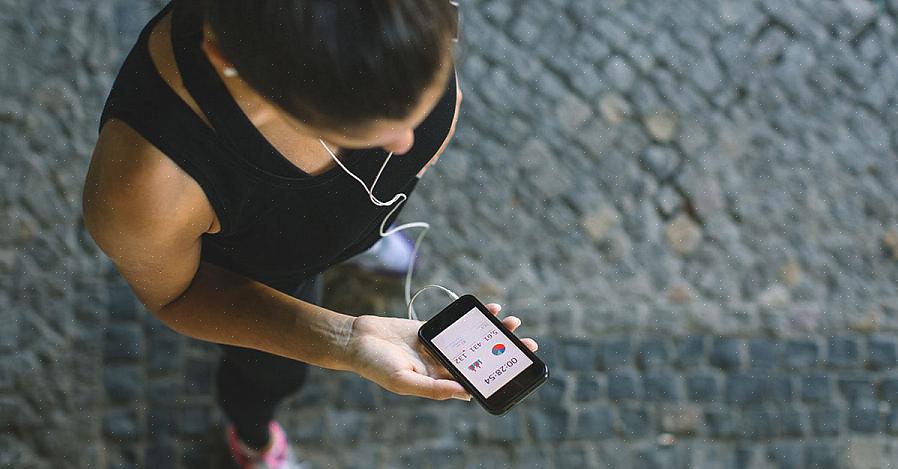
[[99, 0, 457, 295]]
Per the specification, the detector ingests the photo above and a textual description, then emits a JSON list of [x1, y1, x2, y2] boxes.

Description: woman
[[82, 0, 538, 467]]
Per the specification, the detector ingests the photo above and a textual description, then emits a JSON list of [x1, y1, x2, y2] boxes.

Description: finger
[[501, 315, 521, 332], [394, 370, 471, 401], [520, 338, 538, 352], [485, 303, 502, 316]]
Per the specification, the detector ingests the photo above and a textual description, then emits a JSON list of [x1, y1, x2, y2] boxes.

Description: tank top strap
[[169, 0, 307, 178]]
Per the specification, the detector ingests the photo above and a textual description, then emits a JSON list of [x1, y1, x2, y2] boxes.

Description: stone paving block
[[618, 406, 650, 439], [597, 337, 632, 370], [705, 409, 739, 439], [805, 441, 840, 469], [725, 373, 766, 405], [643, 371, 682, 402], [676, 335, 706, 368], [480, 409, 522, 442], [747, 338, 778, 369], [801, 374, 832, 403], [887, 410, 898, 435], [636, 337, 672, 370], [781, 407, 808, 437], [742, 408, 778, 440], [632, 445, 677, 469], [573, 376, 602, 402], [533, 336, 561, 370], [103, 364, 142, 403], [512, 446, 552, 469], [880, 377, 898, 403], [766, 375, 794, 402], [146, 404, 179, 439], [147, 333, 182, 375], [104, 408, 141, 441], [178, 404, 211, 437], [341, 443, 384, 469], [526, 408, 570, 441], [827, 335, 861, 368], [108, 283, 139, 321], [147, 377, 180, 406], [180, 442, 212, 469], [103, 323, 143, 362], [183, 357, 214, 396], [810, 404, 842, 436], [557, 443, 590, 468], [847, 398, 881, 434], [0, 360, 13, 392], [560, 338, 598, 372], [868, 335, 898, 370], [838, 376, 875, 403], [336, 375, 378, 409], [607, 370, 640, 401], [686, 372, 719, 402], [535, 376, 568, 407], [326, 409, 372, 444], [710, 338, 742, 370], [783, 339, 819, 369], [144, 440, 177, 469], [767, 442, 803, 469], [574, 407, 614, 440]]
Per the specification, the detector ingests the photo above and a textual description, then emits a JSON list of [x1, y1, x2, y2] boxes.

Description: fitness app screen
[[432, 308, 533, 398]]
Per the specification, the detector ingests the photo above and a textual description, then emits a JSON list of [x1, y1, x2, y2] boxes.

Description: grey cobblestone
[[839, 376, 876, 403], [726, 373, 766, 405], [573, 407, 614, 439], [828, 335, 862, 368], [811, 405, 842, 436], [802, 374, 833, 403], [783, 339, 820, 370], [597, 337, 633, 370], [636, 337, 672, 370], [643, 371, 682, 401], [607, 370, 640, 401], [710, 338, 743, 371], [868, 335, 898, 370], [686, 373, 719, 402], [103, 323, 143, 362], [618, 406, 650, 438], [8, 0, 898, 466], [847, 398, 881, 433]]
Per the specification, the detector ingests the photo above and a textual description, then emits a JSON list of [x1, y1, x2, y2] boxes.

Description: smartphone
[[418, 294, 549, 415]]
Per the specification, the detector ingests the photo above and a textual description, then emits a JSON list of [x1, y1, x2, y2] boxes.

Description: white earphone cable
[[320, 140, 459, 320]]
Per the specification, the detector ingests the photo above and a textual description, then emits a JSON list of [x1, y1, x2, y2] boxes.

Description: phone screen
[[431, 307, 534, 398]]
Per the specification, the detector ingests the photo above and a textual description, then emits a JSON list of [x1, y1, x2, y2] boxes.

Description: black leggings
[[215, 275, 322, 449]]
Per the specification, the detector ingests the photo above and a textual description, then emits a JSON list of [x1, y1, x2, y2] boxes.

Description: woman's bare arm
[[83, 119, 355, 370]]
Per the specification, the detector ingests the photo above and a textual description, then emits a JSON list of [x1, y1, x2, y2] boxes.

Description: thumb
[[394, 370, 472, 401]]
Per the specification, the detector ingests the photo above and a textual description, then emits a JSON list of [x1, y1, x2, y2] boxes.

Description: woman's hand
[[345, 303, 538, 401]]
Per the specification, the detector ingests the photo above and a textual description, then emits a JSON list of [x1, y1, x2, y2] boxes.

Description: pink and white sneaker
[[227, 421, 305, 469]]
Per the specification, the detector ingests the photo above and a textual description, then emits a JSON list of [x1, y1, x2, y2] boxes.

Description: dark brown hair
[[203, 0, 457, 131]]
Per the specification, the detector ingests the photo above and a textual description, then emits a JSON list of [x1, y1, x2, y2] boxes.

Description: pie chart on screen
[[492, 343, 506, 356]]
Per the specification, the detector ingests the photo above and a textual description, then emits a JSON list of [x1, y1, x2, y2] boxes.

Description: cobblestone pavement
[[3, 0, 898, 467]]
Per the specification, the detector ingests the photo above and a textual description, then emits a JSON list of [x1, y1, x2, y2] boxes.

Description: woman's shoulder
[[88, 118, 222, 235]]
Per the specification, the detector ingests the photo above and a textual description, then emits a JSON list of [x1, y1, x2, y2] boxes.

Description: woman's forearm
[[156, 261, 356, 372]]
